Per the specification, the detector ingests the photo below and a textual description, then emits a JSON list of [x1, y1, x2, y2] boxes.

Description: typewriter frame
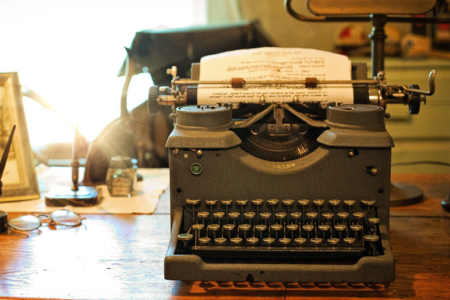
[[164, 100, 396, 283]]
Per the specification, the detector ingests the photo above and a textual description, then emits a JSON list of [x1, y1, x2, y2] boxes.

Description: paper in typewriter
[[198, 47, 353, 104]]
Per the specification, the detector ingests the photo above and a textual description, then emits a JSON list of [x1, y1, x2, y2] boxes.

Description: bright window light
[[0, 0, 206, 148]]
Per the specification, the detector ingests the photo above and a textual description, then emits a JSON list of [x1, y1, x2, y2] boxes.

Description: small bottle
[[106, 156, 136, 197]]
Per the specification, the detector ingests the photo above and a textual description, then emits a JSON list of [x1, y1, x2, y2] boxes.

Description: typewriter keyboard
[[178, 198, 383, 259]]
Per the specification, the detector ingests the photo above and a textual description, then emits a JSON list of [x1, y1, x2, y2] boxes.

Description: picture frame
[[0, 72, 40, 202]]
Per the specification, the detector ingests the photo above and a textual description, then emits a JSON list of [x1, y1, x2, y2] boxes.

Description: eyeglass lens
[[8, 215, 41, 231], [50, 210, 82, 226]]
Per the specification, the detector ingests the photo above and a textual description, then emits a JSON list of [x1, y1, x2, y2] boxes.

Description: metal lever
[[403, 70, 436, 96]]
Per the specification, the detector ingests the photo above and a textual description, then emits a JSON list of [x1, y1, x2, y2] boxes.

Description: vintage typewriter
[[148, 0, 444, 283]]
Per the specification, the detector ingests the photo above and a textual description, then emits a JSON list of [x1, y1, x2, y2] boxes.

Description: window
[[0, 0, 206, 149]]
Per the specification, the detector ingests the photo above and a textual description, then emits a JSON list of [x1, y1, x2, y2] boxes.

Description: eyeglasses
[[7, 210, 84, 237]]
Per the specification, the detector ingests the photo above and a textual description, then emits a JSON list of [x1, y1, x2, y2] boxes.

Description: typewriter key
[[223, 224, 235, 231], [298, 199, 310, 206], [287, 224, 298, 231], [198, 237, 211, 244], [313, 199, 325, 206], [260, 212, 271, 219], [236, 200, 248, 206], [329, 199, 341, 206], [229, 212, 240, 219], [263, 237, 275, 245], [334, 224, 346, 232], [247, 237, 259, 245], [268, 199, 279, 206], [206, 200, 217, 206], [279, 237, 291, 245], [361, 200, 376, 206], [177, 233, 193, 241], [239, 223, 251, 232], [369, 217, 380, 224], [364, 235, 380, 256], [208, 224, 220, 231], [364, 235, 380, 242], [350, 224, 363, 231], [271, 224, 283, 231], [344, 237, 356, 245], [214, 237, 227, 245], [353, 212, 365, 219], [306, 212, 318, 219], [310, 237, 322, 245], [282, 199, 295, 206], [252, 199, 263, 206], [221, 200, 233, 206], [197, 211, 209, 219], [344, 200, 356, 206], [319, 224, 330, 232], [255, 224, 267, 231], [186, 198, 201, 205], [244, 212, 256, 219], [302, 224, 314, 232], [230, 237, 243, 245], [327, 237, 339, 245], [275, 212, 287, 219], [337, 212, 349, 220], [295, 237, 307, 245], [290, 212, 302, 219], [322, 213, 334, 220], [213, 212, 225, 219], [192, 223, 204, 231]]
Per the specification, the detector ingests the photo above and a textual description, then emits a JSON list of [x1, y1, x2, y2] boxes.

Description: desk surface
[[0, 173, 449, 300]]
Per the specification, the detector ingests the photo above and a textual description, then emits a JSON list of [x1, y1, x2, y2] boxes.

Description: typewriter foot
[[390, 182, 423, 206]]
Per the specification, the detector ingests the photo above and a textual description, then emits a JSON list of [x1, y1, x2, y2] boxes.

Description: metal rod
[[173, 79, 376, 86]]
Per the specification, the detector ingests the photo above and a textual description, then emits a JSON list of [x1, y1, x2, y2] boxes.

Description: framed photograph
[[0, 72, 39, 202]]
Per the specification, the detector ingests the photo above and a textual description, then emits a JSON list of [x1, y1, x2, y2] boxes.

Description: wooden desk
[[0, 174, 449, 300]]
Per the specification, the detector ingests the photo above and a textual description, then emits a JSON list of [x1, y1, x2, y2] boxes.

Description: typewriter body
[[148, 50, 436, 282]]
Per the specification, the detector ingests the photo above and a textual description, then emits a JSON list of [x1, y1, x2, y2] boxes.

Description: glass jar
[[106, 156, 136, 197]]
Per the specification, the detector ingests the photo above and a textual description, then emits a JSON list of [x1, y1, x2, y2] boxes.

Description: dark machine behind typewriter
[[149, 0, 446, 283]]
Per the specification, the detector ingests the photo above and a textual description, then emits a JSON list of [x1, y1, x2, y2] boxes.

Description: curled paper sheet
[[198, 47, 354, 105]]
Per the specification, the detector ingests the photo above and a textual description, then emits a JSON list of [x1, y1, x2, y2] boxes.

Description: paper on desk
[[197, 47, 354, 104], [0, 167, 170, 214]]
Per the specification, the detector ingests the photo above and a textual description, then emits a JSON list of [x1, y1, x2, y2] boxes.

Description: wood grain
[[0, 174, 448, 299]]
